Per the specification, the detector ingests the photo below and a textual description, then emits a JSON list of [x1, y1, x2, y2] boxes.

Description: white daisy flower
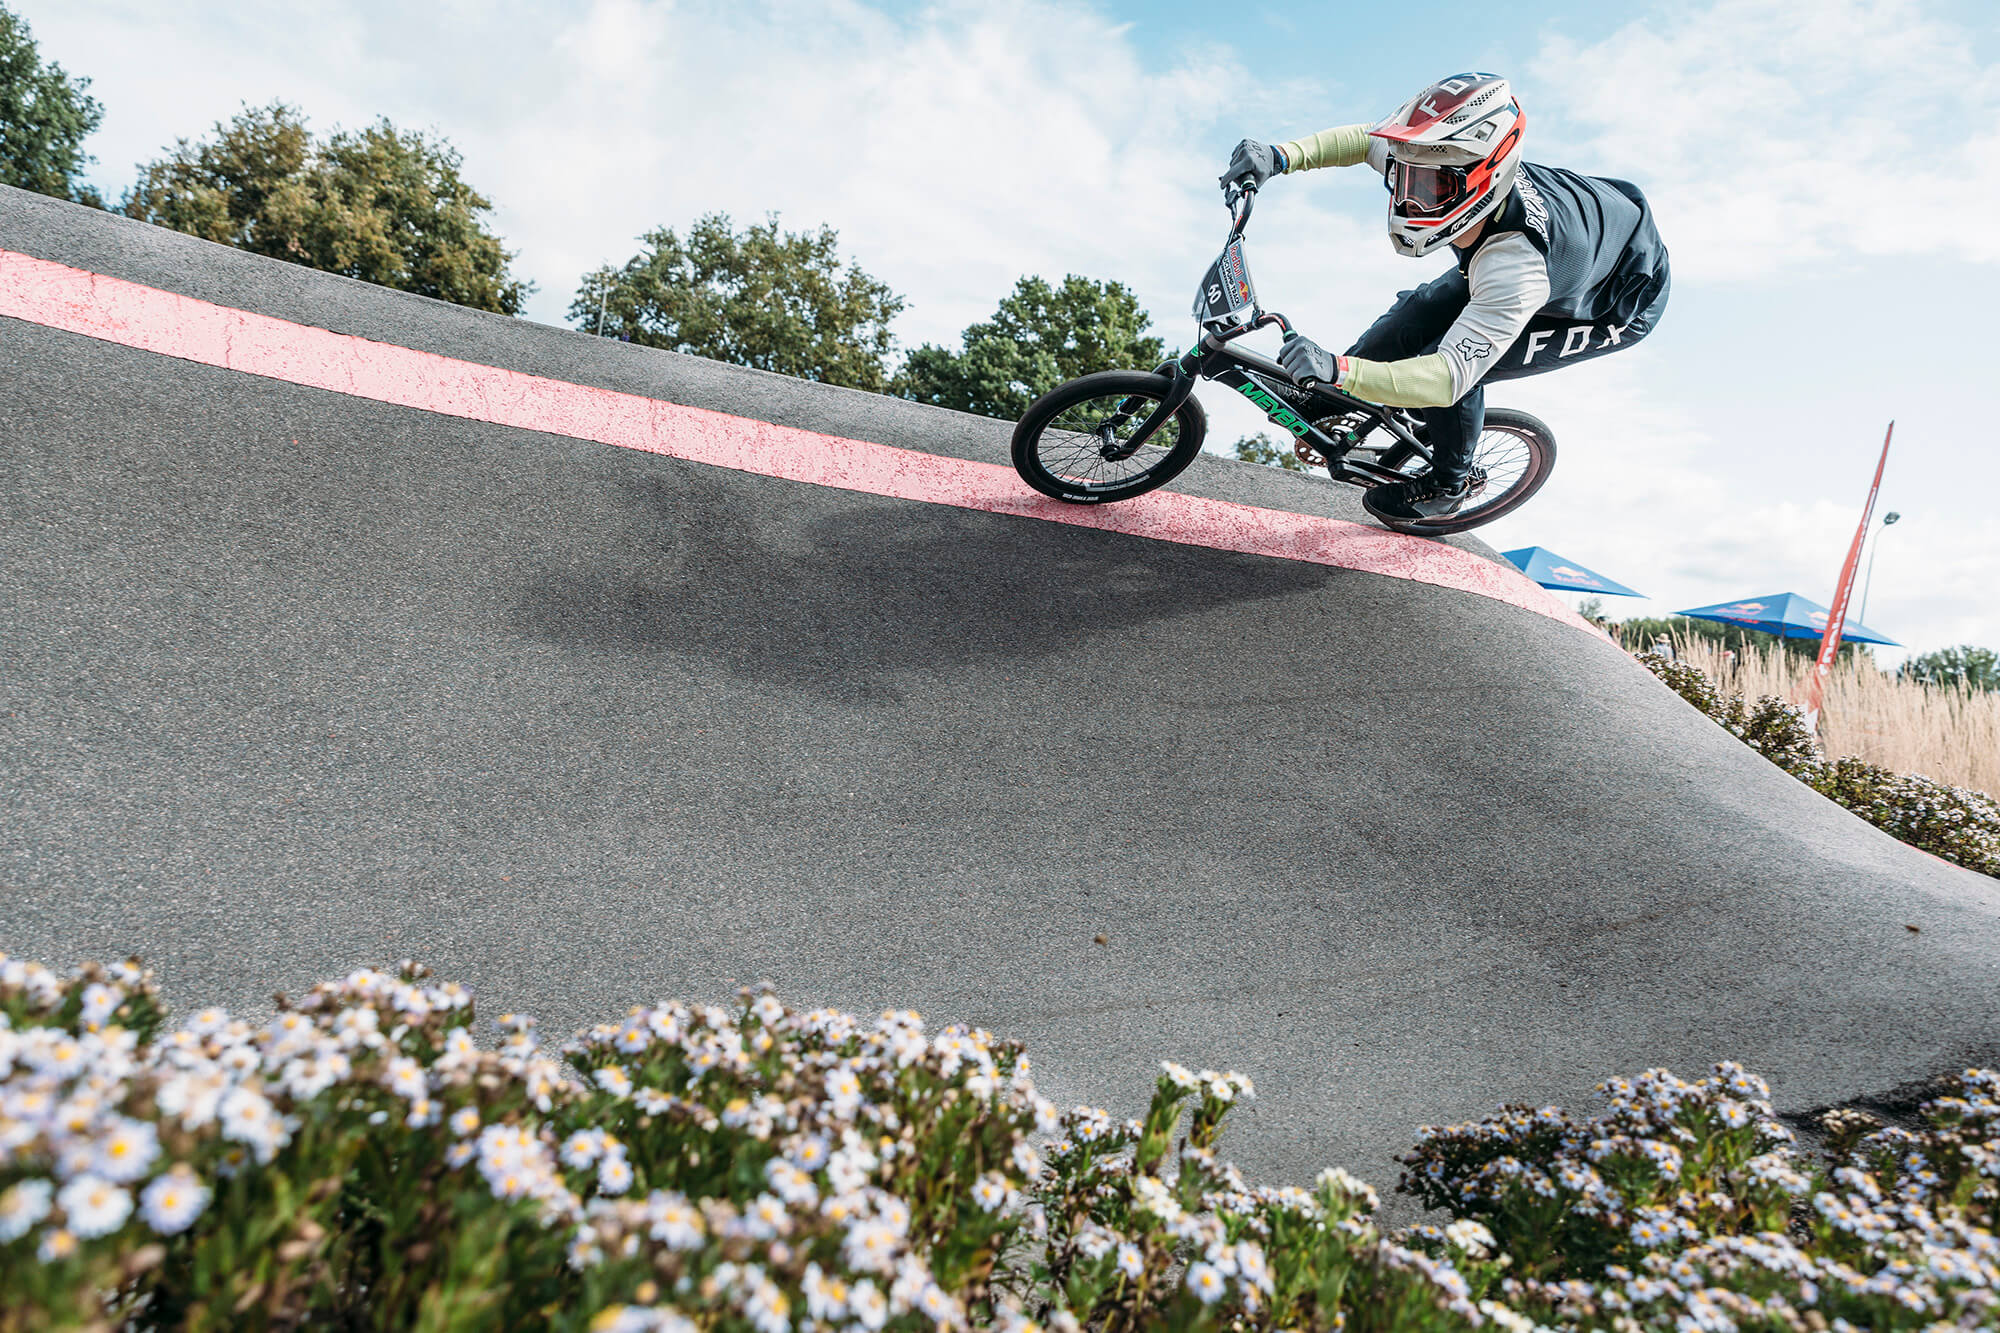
[[843, 1218, 899, 1272], [139, 1166, 210, 1235], [383, 1058, 428, 1101], [848, 1279, 889, 1331], [788, 1134, 831, 1171], [972, 1172, 1009, 1212], [57, 1174, 132, 1238], [647, 1196, 704, 1250], [562, 1130, 606, 1168], [597, 1154, 634, 1195], [0, 1179, 53, 1242], [918, 1284, 958, 1323], [187, 1008, 230, 1036], [449, 1106, 481, 1137], [1186, 1261, 1226, 1304], [1011, 1141, 1042, 1178], [91, 1117, 160, 1184], [825, 1068, 864, 1117], [803, 1262, 850, 1321], [613, 1026, 650, 1055], [79, 983, 120, 1027], [1445, 1218, 1494, 1258]]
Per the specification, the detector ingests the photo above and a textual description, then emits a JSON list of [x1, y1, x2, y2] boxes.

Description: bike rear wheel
[[1368, 407, 1557, 535], [1011, 371, 1209, 504]]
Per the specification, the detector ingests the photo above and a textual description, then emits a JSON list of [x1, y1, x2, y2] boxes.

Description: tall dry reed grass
[[1644, 635, 2000, 797]]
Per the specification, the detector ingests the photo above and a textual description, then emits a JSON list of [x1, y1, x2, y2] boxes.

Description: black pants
[[1346, 265, 1670, 482]]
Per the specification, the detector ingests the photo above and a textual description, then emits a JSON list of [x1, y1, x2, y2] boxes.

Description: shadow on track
[[509, 467, 1339, 704]]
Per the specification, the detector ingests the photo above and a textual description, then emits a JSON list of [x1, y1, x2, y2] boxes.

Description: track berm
[[4, 184, 1995, 1191]]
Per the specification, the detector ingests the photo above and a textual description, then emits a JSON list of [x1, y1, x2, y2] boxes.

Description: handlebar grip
[[1280, 330, 1315, 384]]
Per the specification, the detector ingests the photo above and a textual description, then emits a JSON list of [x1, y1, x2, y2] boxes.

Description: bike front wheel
[[1011, 371, 1209, 504]]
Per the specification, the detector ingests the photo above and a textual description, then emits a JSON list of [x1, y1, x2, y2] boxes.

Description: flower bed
[[1637, 652, 2000, 877], [4, 954, 1999, 1330]]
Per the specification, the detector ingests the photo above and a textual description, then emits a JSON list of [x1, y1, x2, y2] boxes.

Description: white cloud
[[35, 0, 1311, 345], [1531, 0, 2000, 279]]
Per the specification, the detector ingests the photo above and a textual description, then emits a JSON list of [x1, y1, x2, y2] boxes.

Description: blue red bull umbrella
[[1675, 592, 1899, 646], [1500, 547, 1644, 597]]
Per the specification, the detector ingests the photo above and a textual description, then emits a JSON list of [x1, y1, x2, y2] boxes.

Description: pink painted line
[[0, 248, 1590, 632]]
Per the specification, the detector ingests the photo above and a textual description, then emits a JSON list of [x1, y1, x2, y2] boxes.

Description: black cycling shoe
[[1363, 471, 1471, 523]]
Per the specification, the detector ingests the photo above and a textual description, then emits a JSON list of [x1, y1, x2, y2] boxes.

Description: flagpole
[[1801, 422, 1895, 731]]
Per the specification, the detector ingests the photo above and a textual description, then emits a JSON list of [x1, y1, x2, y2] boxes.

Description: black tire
[[1011, 371, 1209, 504], [1376, 407, 1557, 535]]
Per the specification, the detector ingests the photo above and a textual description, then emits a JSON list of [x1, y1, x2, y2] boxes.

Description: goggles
[[1385, 159, 1470, 218]]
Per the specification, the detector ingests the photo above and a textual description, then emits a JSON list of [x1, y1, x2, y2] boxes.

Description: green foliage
[[1810, 757, 2000, 875], [1902, 644, 2000, 693], [892, 275, 1164, 420], [1230, 433, 1308, 472], [1637, 652, 2000, 876], [572, 213, 904, 392], [122, 102, 530, 315], [1401, 1063, 2000, 1329], [0, 5, 104, 205], [12, 953, 2000, 1330]]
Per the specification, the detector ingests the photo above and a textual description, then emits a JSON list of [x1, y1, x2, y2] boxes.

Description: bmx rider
[[1224, 73, 1670, 524]]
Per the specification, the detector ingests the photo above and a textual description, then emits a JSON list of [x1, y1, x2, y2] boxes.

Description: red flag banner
[[1802, 422, 1895, 729]]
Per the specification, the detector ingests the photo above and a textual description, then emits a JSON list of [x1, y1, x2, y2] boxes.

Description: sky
[[18, 0, 1999, 662]]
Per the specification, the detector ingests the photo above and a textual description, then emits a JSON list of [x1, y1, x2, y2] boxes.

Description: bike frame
[[1116, 182, 1433, 488], [1166, 324, 1431, 488]]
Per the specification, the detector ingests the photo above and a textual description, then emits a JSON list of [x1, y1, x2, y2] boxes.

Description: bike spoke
[[1038, 394, 1181, 489], [1454, 425, 1535, 514]]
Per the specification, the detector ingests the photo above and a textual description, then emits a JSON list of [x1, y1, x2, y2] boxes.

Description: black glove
[[1278, 333, 1341, 386], [1220, 139, 1284, 194]]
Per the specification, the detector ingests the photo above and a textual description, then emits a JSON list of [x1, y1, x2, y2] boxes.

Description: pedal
[[1292, 439, 1328, 471]]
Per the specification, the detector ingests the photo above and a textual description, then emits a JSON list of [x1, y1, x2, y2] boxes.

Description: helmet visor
[[1387, 160, 1467, 218]]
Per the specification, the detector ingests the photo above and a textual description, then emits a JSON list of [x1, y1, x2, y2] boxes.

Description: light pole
[[1858, 510, 1901, 626]]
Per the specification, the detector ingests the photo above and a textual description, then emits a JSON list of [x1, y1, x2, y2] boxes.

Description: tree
[[1901, 645, 2000, 692], [0, 4, 104, 205], [1230, 433, 1307, 472], [123, 103, 530, 315], [893, 275, 1164, 420], [572, 214, 904, 392]]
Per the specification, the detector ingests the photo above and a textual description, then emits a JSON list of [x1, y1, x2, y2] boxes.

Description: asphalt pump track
[[4, 185, 1997, 1191]]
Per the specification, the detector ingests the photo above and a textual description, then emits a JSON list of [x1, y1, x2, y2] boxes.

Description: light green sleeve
[[1339, 354, 1457, 409], [1277, 124, 1373, 172]]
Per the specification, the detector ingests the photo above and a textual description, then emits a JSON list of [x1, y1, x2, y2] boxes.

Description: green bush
[[1401, 1064, 2000, 1329], [1637, 652, 2000, 877], [1810, 757, 2000, 876], [7, 953, 2000, 1330]]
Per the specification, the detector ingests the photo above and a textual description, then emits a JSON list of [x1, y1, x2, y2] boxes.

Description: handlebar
[[1222, 178, 1257, 234]]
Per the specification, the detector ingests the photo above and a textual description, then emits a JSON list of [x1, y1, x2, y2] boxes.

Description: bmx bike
[[1008, 181, 1556, 536]]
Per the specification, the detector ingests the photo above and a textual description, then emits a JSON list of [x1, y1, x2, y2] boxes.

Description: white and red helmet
[[1372, 73, 1525, 258]]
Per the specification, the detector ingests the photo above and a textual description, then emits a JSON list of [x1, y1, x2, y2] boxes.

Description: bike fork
[[1102, 360, 1200, 461]]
